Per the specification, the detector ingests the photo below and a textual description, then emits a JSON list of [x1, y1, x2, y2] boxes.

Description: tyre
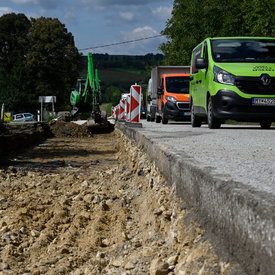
[[162, 107, 168, 124], [146, 115, 150, 122], [207, 98, 221, 129], [191, 103, 202, 127], [162, 116, 168, 124], [156, 115, 161, 123], [260, 121, 272, 129]]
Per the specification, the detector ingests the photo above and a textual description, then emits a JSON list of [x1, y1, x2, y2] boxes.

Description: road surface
[[138, 121, 275, 195]]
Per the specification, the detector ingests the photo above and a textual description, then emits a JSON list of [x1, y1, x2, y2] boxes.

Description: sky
[[0, 0, 173, 55]]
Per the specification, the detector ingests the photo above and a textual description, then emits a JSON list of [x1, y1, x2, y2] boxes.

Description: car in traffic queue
[[190, 37, 275, 129]]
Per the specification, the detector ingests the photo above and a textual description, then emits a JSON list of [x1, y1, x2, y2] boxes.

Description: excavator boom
[[70, 52, 103, 122]]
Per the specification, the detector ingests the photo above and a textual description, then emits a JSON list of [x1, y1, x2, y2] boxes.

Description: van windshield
[[211, 39, 275, 63], [166, 76, 190, 94]]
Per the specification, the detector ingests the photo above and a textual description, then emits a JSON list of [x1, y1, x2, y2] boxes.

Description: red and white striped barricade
[[126, 93, 131, 122], [125, 84, 142, 127], [111, 107, 115, 119], [118, 99, 126, 121], [115, 104, 119, 121]]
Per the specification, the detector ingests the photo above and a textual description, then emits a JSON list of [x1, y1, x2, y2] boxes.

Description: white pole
[[1, 104, 4, 120], [41, 101, 43, 122]]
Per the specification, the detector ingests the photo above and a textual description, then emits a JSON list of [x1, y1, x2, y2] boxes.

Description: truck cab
[[156, 72, 190, 124]]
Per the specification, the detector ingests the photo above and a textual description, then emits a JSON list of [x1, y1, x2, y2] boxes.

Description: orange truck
[[146, 66, 190, 124]]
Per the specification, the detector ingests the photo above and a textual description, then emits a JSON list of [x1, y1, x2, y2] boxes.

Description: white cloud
[[81, 0, 169, 11], [10, 0, 60, 9], [119, 11, 134, 21], [63, 10, 77, 25], [82, 0, 166, 6], [0, 7, 14, 16], [107, 26, 165, 55], [121, 26, 159, 40], [10, 0, 37, 4], [152, 6, 172, 21]]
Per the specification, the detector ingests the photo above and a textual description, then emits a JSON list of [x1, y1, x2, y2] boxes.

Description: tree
[[0, 14, 81, 113], [0, 13, 31, 112], [0, 13, 31, 73], [26, 17, 81, 110], [160, 0, 275, 65], [102, 86, 124, 105]]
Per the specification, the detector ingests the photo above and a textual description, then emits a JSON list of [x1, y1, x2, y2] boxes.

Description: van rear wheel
[[191, 104, 202, 127], [207, 98, 221, 129]]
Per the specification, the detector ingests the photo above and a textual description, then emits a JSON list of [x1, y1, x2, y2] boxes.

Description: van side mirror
[[157, 87, 164, 95], [195, 58, 207, 69]]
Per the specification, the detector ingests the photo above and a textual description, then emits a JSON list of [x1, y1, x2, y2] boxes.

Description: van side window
[[203, 42, 208, 60], [192, 44, 202, 74]]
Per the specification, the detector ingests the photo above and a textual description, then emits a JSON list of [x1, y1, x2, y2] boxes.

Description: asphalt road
[[138, 121, 275, 196]]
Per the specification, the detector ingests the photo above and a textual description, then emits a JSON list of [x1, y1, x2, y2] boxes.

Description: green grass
[[111, 67, 146, 75], [98, 69, 147, 87], [101, 103, 113, 116]]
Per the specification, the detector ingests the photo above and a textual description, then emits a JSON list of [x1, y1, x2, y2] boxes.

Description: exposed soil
[[0, 126, 240, 274], [48, 121, 92, 138]]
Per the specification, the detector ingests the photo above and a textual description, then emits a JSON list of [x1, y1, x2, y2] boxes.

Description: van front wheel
[[156, 115, 161, 123], [191, 104, 202, 127], [207, 98, 221, 129], [162, 107, 168, 124]]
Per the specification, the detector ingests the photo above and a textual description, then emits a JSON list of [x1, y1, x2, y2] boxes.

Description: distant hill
[[79, 53, 164, 105], [80, 53, 164, 87]]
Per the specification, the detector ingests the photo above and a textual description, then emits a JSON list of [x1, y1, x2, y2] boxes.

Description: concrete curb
[[116, 122, 275, 275]]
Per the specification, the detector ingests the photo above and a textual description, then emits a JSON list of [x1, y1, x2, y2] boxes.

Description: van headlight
[[166, 96, 177, 103], [213, 65, 235, 85]]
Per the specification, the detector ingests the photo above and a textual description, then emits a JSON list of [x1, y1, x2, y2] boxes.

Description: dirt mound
[[48, 120, 92, 138]]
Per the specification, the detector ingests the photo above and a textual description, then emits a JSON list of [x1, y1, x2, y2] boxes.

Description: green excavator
[[70, 52, 106, 124]]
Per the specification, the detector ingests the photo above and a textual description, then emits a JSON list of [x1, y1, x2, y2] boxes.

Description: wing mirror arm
[[157, 87, 164, 95], [195, 58, 207, 69]]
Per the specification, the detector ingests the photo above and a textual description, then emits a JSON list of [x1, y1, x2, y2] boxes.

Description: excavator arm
[[70, 52, 103, 123]]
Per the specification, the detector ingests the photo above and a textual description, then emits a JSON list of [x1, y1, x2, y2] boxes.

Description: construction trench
[[0, 121, 245, 275]]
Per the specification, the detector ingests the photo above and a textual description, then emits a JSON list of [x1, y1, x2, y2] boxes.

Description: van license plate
[[184, 112, 191, 116], [252, 98, 275, 106]]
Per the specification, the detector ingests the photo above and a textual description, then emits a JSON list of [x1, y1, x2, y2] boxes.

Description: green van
[[190, 37, 275, 129]]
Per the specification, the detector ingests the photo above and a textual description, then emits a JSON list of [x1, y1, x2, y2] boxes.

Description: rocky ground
[[0, 122, 240, 274]]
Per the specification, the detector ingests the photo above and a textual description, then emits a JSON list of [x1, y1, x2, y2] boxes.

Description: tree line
[[1, 1, 274, 113], [160, 0, 275, 65], [0, 13, 81, 114], [92, 53, 164, 70]]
